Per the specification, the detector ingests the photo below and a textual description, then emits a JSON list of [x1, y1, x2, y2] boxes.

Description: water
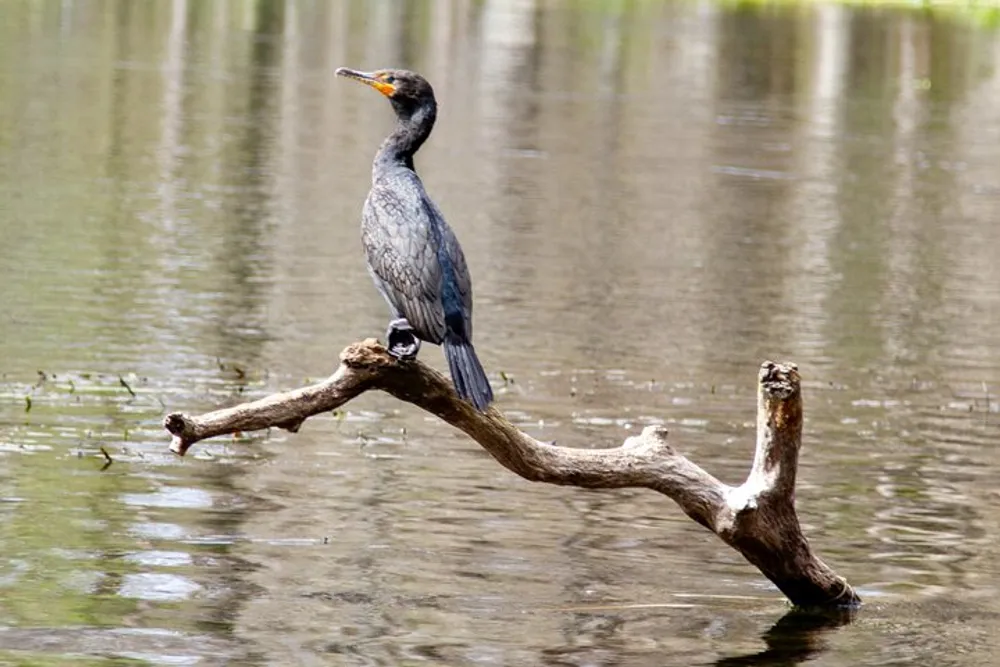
[[1, 0, 999, 664]]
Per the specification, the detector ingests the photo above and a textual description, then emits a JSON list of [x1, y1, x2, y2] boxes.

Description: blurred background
[[0, 0, 999, 664]]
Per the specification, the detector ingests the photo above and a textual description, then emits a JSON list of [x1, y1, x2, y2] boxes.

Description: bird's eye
[[383, 75, 396, 84]]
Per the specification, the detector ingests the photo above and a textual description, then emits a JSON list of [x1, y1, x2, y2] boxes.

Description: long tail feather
[[443, 334, 494, 411]]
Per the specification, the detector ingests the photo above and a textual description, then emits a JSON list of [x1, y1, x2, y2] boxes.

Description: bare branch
[[163, 339, 859, 609]]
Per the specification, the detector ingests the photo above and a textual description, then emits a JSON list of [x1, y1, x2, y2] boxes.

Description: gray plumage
[[362, 174, 472, 343], [337, 66, 494, 411]]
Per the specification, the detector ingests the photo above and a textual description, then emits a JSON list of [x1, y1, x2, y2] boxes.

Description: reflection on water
[[1, 0, 999, 665], [715, 607, 857, 667]]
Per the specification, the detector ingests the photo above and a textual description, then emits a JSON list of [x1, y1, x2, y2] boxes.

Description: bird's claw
[[386, 318, 421, 360]]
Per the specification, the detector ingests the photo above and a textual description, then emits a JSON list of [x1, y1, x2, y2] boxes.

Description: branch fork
[[163, 340, 859, 609]]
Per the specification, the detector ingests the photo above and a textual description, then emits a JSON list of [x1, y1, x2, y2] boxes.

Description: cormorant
[[336, 67, 494, 412]]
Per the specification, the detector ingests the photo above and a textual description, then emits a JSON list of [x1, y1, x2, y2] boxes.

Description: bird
[[336, 67, 494, 412]]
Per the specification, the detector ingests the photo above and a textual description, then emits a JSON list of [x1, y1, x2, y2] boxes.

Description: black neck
[[374, 101, 436, 173]]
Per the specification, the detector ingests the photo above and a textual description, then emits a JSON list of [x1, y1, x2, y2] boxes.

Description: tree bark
[[163, 339, 860, 609]]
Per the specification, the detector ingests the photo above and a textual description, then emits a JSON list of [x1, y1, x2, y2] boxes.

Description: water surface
[[1, 1, 999, 665]]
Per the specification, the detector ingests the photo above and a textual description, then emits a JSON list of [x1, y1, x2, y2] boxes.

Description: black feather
[[444, 334, 493, 412]]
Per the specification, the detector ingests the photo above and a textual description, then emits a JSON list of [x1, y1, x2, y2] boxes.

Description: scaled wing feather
[[362, 180, 447, 343]]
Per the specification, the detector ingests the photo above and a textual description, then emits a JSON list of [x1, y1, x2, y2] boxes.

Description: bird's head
[[335, 67, 436, 116]]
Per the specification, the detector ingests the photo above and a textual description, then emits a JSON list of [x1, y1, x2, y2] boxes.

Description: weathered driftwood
[[163, 339, 859, 609]]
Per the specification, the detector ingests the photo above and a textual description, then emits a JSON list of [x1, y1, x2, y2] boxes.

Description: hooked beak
[[335, 67, 395, 97]]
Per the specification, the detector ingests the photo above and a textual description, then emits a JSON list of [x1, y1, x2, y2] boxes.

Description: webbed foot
[[386, 318, 421, 360]]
